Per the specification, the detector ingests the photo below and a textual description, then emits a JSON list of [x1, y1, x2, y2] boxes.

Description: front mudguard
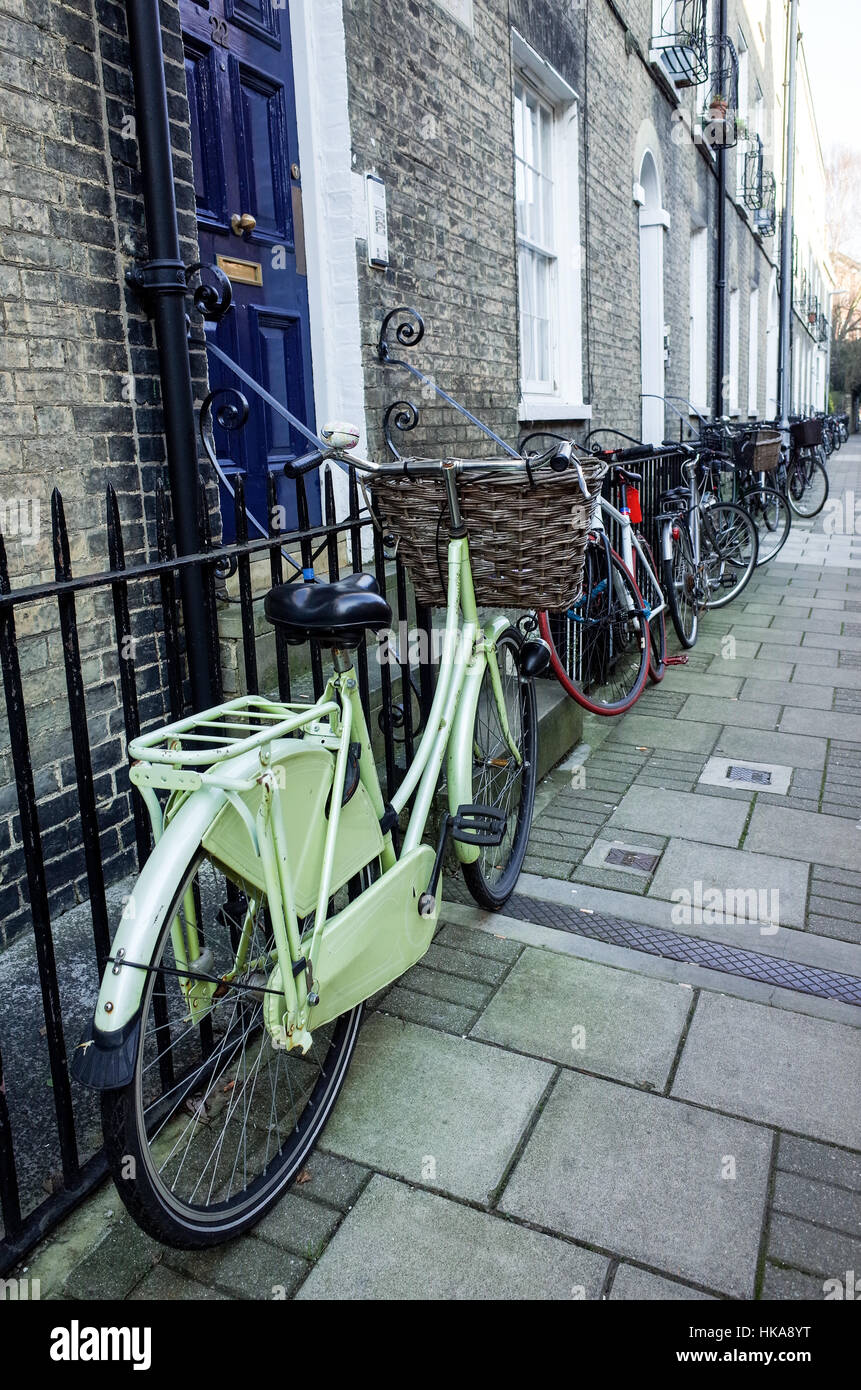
[[71, 783, 229, 1090], [446, 614, 512, 867]]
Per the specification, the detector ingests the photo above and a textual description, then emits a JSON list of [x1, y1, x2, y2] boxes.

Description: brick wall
[[342, 0, 780, 451], [343, 0, 520, 460], [0, 0, 201, 944]]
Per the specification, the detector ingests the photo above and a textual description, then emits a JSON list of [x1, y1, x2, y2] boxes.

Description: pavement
[[17, 438, 861, 1302]]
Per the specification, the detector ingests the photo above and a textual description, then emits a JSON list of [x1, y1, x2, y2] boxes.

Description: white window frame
[[512, 30, 588, 421], [747, 287, 759, 417], [689, 226, 709, 413]]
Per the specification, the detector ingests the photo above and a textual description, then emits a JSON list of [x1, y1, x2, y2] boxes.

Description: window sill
[[519, 397, 593, 422]]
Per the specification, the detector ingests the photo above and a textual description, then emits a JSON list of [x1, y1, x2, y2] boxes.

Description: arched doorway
[[765, 272, 779, 418], [639, 151, 667, 445]]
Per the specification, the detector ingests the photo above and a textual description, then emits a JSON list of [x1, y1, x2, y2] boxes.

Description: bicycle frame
[[595, 491, 667, 626], [85, 528, 520, 1063]]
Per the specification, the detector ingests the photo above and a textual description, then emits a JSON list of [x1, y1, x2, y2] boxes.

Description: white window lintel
[[512, 29, 578, 107]]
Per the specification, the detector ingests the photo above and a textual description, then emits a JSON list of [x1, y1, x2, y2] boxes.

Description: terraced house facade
[[0, 0, 832, 944]]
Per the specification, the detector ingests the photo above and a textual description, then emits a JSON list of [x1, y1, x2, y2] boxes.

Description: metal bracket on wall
[[125, 258, 234, 326], [376, 305, 520, 460]]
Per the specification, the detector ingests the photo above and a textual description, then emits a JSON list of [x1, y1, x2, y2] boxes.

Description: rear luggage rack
[[128, 694, 338, 769]]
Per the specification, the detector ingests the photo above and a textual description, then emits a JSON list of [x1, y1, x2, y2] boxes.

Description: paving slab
[[745, 804, 861, 872], [470, 947, 691, 1089], [672, 994, 861, 1149], [319, 1014, 552, 1203], [758, 642, 837, 666], [683, 637, 761, 660], [740, 679, 834, 710], [781, 706, 861, 743], [713, 726, 828, 770], [706, 657, 794, 682], [166, 1238, 309, 1301], [767, 1212, 861, 1280], [648, 838, 810, 930], [609, 1265, 715, 1300], [607, 714, 722, 754], [790, 663, 861, 689], [607, 784, 748, 847], [296, 1174, 607, 1300], [661, 672, 744, 697], [802, 630, 861, 651], [760, 1264, 829, 1300], [728, 626, 801, 647], [678, 694, 782, 730], [499, 1071, 772, 1298]]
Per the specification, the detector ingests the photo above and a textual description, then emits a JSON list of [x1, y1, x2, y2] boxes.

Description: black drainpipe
[[124, 0, 214, 711], [713, 0, 728, 419]]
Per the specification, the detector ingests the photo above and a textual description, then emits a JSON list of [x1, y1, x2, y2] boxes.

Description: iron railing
[[742, 134, 764, 210], [0, 455, 434, 1277], [754, 171, 777, 236], [651, 0, 709, 86], [701, 36, 740, 148], [0, 293, 539, 1270]]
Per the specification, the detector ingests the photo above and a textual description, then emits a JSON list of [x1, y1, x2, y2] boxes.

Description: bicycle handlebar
[[281, 435, 597, 495]]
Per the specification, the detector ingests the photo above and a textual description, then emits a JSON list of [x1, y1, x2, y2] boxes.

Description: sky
[[798, 0, 861, 157]]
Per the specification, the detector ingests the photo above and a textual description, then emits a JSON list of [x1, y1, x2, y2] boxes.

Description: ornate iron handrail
[[377, 306, 520, 460]]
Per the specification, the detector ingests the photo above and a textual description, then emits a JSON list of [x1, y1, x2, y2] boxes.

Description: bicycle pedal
[[664, 654, 689, 666], [450, 804, 507, 847]]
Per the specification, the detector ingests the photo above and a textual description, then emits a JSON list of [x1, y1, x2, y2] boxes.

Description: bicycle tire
[[638, 537, 667, 681], [786, 458, 829, 518], [538, 542, 649, 716], [102, 852, 374, 1248], [741, 486, 792, 565], [462, 626, 538, 910], [662, 520, 698, 648], [700, 502, 758, 608]]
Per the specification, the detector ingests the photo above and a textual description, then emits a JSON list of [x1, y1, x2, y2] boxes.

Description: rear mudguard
[[71, 782, 229, 1089], [71, 742, 434, 1088]]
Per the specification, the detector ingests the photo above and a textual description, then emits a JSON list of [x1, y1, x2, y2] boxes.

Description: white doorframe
[[639, 151, 668, 446], [765, 271, 779, 419], [290, 0, 365, 518]]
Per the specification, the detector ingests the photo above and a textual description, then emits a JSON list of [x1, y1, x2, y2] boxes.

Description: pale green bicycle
[[73, 438, 557, 1248]]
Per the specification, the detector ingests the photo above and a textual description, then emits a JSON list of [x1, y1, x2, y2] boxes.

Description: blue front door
[[181, 0, 318, 539]]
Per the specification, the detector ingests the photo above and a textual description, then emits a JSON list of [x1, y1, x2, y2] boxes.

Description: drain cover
[[480, 892, 861, 1009], [727, 765, 772, 785], [605, 847, 660, 872]]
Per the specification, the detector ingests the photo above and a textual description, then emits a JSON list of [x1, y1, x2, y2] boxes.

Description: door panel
[[185, 42, 228, 229], [181, 0, 316, 539], [231, 60, 292, 245]]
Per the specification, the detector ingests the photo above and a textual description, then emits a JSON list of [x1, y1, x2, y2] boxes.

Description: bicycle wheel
[[638, 537, 666, 682], [538, 541, 649, 716], [700, 502, 758, 608], [101, 853, 374, 1247], [462, 626, 537, 910], [786, 457, 829, 518], [662, 519, 698, 647], [741, 485, 792, 565]]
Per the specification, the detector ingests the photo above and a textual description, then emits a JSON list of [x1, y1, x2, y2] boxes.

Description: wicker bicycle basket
[[370, 457, 607, 610], [790, 417, 823, 448], [748, 429, 782, 472]]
